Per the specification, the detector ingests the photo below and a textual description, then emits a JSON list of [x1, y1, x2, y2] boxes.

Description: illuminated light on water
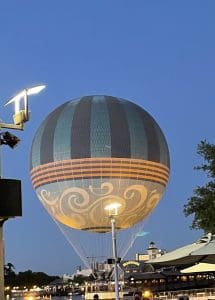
[[143, 290, 152, 298]]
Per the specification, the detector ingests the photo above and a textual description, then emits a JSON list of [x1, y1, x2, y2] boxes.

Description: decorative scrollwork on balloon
[[37, 180, 163, 232], [58, 187, 91, 215], [120, 214, 139, 229], [123, 185, 148, 213], [39, 189, 58, 205], [38, 189, 59, 216], [89, 182, 113, 196], [146, 189, 161, 212]]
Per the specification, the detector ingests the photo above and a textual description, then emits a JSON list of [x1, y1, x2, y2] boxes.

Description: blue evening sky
[[0, 1, 214, 275]]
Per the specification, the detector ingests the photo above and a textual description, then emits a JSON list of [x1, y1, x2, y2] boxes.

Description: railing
[[155, 288, 215, 300]]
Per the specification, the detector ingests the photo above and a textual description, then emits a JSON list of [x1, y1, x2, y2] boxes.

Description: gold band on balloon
[[31, 157, 169, 189]]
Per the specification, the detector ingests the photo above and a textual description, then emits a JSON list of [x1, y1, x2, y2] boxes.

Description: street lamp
[[0, 84, 45, 299], [104, 202, 122, 300], [1, 84, 46, 130]]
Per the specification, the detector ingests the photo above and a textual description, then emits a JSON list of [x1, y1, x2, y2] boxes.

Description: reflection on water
[[10, 296, 82, 300]]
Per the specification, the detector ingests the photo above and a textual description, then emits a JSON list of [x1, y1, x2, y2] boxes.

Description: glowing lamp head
[[104, 202, 122, 216], [25, 85, 46, 96], [4, 84, 46, 126], [5, 84, 46, 108]]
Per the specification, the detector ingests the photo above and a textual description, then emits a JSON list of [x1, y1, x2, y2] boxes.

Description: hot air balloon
[[30, 95, 170, 266]]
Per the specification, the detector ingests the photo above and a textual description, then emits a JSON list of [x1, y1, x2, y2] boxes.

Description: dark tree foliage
[[4, 263, 16, 286], [4, 268, 59, 288], [4, 263, 15, 277], [184, 140, 215, 233]]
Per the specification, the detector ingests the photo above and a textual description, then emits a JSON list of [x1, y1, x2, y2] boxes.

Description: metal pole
[[0, 221, 5, 299], [111, 217, 120, 300], [0, 143, 5, 299]]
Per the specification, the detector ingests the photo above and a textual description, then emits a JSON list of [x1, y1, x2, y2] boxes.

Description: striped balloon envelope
[[30, 95, 170, 233]]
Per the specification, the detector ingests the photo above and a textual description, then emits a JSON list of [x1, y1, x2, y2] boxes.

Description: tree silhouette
[[184, 140, 215, 233]]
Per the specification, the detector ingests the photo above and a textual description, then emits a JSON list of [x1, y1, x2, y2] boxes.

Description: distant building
[[62, 274, 73, 282], [75, 268, 92, 278], [136, 241, 167, 262], [121, 260, 144, 274], [63, 266, 92, 282]]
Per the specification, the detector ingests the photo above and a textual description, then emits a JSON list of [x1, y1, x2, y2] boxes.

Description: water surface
[[10, 295, 83, 300]]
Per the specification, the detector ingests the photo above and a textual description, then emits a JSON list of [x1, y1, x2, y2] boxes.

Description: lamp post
[[104, 202, 122, 300], [0, 84, 45, 299]]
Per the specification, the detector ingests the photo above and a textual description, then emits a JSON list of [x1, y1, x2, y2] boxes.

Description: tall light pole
[[0, 84, 45, 299], [104, 202, 122, 300]]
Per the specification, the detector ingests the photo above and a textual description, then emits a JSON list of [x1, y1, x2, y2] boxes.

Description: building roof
[[181, 263, 215, 273], [147, 233, 215, 266]]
